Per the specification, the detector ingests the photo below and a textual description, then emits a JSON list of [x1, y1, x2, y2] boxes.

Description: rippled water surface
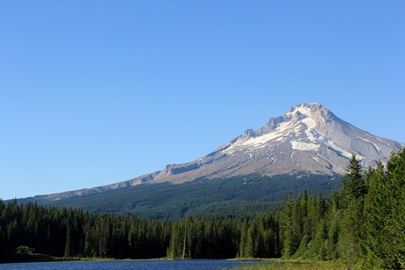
[[0, 259, 274, 270]]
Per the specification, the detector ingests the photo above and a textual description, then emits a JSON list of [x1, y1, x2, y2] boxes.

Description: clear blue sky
[[1, 1, 404, 200]]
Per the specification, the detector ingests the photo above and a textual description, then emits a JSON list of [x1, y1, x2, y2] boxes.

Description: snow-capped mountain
[[40, 103, 404, 201]]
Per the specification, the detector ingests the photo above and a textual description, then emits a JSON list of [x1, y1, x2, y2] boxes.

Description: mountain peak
[[290, 102, 324, 112], [286, 103, 333, 122], [36, 102, 404, 201], [219, 102, 402, 175], [260, 102, 333, 134]]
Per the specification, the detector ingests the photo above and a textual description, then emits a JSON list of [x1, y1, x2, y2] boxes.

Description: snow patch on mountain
[[357, 136, 384, 157], [291, 141, 319, 151], [324, 140, 353, 159], [304, 129, 324, 141], [224, 121, 296, 154]]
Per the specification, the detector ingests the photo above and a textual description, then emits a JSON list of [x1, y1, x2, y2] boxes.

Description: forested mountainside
[[32, 173, 341, 219]]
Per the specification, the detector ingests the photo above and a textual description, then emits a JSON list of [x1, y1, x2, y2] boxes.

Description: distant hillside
[[24, 173, 342, 219]]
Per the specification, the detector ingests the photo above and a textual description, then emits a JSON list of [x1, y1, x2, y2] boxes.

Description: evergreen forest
[[0, 149, 404, 269], [18, 173, 341, 219]]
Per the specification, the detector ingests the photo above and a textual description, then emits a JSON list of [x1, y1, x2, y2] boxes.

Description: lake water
[[0, 260, 274, 270]]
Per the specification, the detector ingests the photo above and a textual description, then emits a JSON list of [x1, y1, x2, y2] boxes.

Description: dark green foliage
[[0, 202, 172, 261], [12, 245, 52, 262], [14, 246, 35, 256], [362, 151, 405, 268], [279, 191, 327, 259], [1, 173, 337, 262], [277, 157, 367, 263], [240, 213, 280, 258], [166, 217, 244, 259], [279, 149, 405, 269], [19, 173, 341, 219], [343, 154, 367, 201], [0, 199, 280, 261]]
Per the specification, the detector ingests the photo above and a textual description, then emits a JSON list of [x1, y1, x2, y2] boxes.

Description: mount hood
[[40, 103, 404, 201]]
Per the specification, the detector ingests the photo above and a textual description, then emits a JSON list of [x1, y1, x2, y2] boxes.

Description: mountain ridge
[[31, 102, 404, 202]]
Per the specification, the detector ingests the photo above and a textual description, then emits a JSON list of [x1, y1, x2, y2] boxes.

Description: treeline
[[0, 200, 280, 260], [279, 150, 405, 268], [1, 149, 404, 268]]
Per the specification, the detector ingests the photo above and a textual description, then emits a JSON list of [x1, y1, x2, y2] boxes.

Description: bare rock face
[[41, 103, 404, 201]]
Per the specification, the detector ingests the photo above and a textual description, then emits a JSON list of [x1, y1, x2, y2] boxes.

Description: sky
[[1, 1, 404, 200]]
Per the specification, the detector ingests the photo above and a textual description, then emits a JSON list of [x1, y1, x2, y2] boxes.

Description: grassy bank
[[235, 259, 347, 270]]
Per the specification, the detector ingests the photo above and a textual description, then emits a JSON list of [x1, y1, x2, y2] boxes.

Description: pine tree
[[245, 225, 255, 258], [384, 150, 405, 268], [338, 155, 366, 265], [64, 225, 72, 257], [362, 162, 388, 268], [344, 154, 367, 200], [239, 220, 248, 258]]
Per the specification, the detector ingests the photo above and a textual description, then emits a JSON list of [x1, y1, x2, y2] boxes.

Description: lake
[[0, 259, 274, 270]]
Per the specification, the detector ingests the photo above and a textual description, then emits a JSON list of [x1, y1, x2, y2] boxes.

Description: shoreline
[[1, 256, 271, 264]]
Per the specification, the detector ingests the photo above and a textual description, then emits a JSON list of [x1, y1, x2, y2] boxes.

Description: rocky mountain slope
[[35, 102, 404, 201]]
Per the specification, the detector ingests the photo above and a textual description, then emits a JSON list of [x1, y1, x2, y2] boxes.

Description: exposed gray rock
[[39, 102, 404, 201]]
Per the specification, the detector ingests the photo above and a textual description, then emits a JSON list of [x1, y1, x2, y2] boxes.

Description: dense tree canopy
[[0, 200, 280, 261], [279, 150, 405, 269]]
